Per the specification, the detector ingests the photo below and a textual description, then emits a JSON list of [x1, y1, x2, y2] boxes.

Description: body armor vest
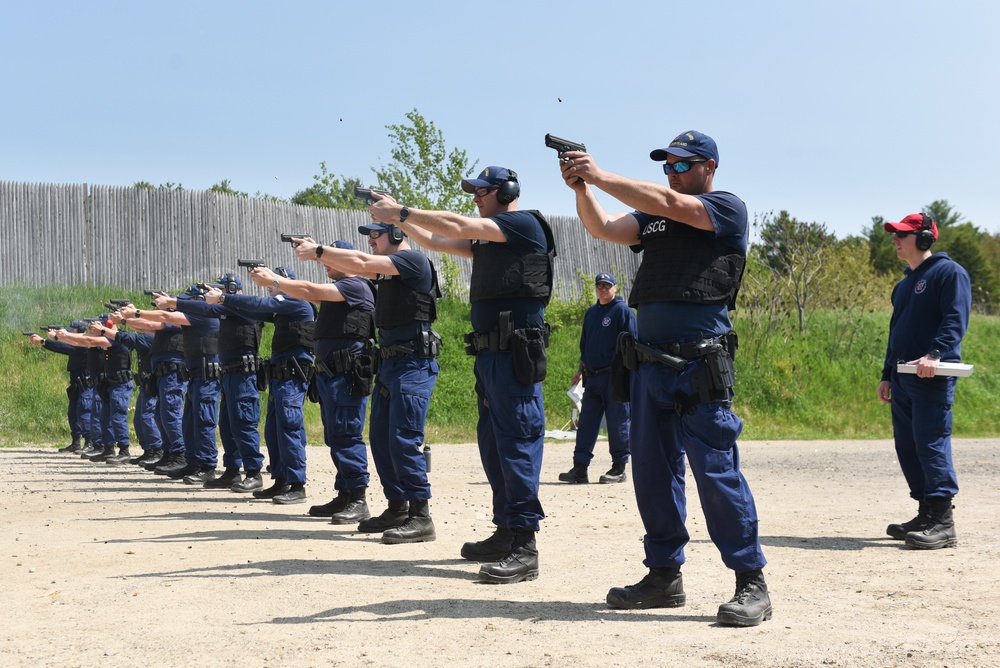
[[182, 326, 219, 359], [151, 328, 185, 357], [628, 221, 745, 310], [469, 210, 556, 305], [104, 345, 132, 373], [316, 296, 375, 341], [67, 350, 87, 373], [218, 316, 263, 354], [137, 348, 152, 374], [374, 265, 439, 328], [271, 313, 315, 355], [86, 348, 103, 373]]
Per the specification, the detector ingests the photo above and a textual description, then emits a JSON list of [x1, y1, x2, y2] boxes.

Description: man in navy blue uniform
[[367, 166, 555, 583], [98, 314, 162, 465], [124, 286, 221, 482], [29, 323, 93, 454], [207, 267, 315, 504], [117, 304, 187, 472], [268, 241, 376, 524], [55, 316, 134, 464], [559, 271, 636, 485], [169, 274, 264, 490], [878, 213, 971, 550], [556, 131, 771, 626], [294, 227, 439, 543]]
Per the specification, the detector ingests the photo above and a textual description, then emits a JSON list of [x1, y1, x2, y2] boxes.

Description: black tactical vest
[[469, 210, 556, 305], [218, 316, 263, 354], [150, 327, 185, 357], [67, 349, 87, 373], [182, 326, 219, 359], [316, 293, 375, 341], [628, 221, 745, 310], [271, 313, 315, 355], [104, 345, 132, 373], [86, 348, 103, 373], [373, 264, 439, 328]]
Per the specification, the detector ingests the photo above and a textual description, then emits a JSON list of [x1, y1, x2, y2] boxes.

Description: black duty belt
[[583, 365, 612, 376], [654, 337, 726, 359], [154, 362, 182, 377]]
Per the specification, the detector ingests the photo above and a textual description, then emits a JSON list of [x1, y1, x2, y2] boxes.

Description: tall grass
[[2, 284, 998, 445]]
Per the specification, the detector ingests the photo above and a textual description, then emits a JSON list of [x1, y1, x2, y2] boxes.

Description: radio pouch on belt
[[512, 322, 550, 386], [611, 331, 636, 403]]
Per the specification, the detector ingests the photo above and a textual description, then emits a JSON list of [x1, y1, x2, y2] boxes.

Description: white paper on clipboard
[[896, 362, 974, 377], [567, 381, 584, 410]]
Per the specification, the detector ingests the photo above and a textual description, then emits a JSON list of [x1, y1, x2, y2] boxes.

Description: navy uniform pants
[[473, 350, 545, 532], [890, 372, 959, 500], [629, 359, 766, 573], [369, 355, 437, 502], [101, 380, 133, 446], [68, 380, 93, 440], [156, 371, 187, 455], [183, 375, 220, 469], [218, 371, 263, 473], [88, 393, 104, 447], [317, 370, 370, 492], [573, 371, 630, 466], [134, 386, 161, 453], [264, 376, 309, 485]]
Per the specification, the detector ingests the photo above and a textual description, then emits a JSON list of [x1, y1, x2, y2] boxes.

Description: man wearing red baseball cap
[[878, 212, 971, 550]]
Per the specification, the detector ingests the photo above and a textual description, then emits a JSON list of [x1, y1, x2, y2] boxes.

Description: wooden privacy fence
[[1, 181, 641, 300]]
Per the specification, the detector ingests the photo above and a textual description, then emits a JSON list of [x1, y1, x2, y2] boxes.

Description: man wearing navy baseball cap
[[258, 240, 378, 525], [878, 213, 971, 550], [363, 164, 556, 585], [554, 131, 770, 626], [294, 223, 441, 544], [559, 271, 636, 485]]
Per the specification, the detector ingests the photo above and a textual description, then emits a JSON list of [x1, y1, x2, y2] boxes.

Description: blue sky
[[3, 1, 997, 239]]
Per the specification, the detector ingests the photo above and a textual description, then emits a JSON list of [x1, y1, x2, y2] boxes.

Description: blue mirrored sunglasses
[[663, 159, 707, 175]]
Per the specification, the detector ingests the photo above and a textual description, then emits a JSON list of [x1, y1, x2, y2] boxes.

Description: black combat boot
[[203, 467, 241, 489], [232, 471, 263, 492], [79, 442, 103, 458], [59, 437, 82, 453], [599, 461, 628, 484], [167, 462, 199, 480], [607, 567, 686, 609], [382, 500, 436, 544], [461, 527, 515, 562], [905, 498, 957, 550], [330, 488, 371, 525], [105, 444, 132, 465], [183, 467, 217, 485], [154, 452, 187, 475], [356, 500, 407, 532], [273, 482, 307, 505], [88, 445, 116, 462], [558, 463, 589, 484], [717, 569, 772, 627], [253, 478, 290, 499], [478, 529, 539, 584], [310, 490, 350, 518], [887, 500, 931, 540]]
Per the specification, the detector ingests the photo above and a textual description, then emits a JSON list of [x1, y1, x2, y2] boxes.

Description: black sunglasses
[[894, 231, 917, 239], [663, 159, 707, 175]]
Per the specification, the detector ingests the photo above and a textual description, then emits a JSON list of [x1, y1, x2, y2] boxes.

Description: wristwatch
[[315, 244, 324, 258], [927, 349, 942, 360], [135, 310, 141, 319], [219, 294, 226, 304], [272, 279, 280, 289], [399, 206, 410, 223]]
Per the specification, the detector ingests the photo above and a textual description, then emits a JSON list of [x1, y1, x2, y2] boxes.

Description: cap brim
[[884, 221, 916, 233], [358, 223, 388, 235], [460, 178, 492, 193], [650, 146, 699, 161]]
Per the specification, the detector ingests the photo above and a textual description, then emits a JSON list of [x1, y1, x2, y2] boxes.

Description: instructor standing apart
[[556, 131, 770, 626], [878, 213, 970, 550]]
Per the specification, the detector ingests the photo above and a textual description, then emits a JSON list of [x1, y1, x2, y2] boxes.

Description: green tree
[[210, 180, 248, 197], [863, 215, 900, 275], [290, 162, 367, 209], [372, 108, 478, 215], [133, 181, 183, 191], [923, 200, 966, 228], [937, 222, 998, 312]]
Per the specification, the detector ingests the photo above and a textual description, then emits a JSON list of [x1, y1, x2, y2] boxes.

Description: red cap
[[884, 213, 938, 241]]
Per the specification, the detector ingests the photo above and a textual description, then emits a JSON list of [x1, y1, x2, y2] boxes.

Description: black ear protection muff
[[496, 170, 520, 204], [220, 273, 239, 294], [387, 224, 404, 244], [274, 266, 291, 279], [916, 213, 936, 251]]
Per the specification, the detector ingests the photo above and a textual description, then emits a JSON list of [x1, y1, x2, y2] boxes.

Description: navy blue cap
[[331, 240, 355, 250], [274, 266, 297, 281], [358, 222, 394, 236], [595, 272, 617, 286], [650, 131, 720, 165], [461, 166, 517, 193]]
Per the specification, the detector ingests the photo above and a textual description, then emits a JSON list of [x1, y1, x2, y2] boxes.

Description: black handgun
[[43, 325, 64, 331], [196, 282, 224, 292], [110, 299, 132, 307], [143, 290, 168, 296], [354, 187, 391, 205], [280, 234, 309, 247], [238, 259, 266, 270], [22, 331, 37, 337], [544, 134, 586, 155]]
